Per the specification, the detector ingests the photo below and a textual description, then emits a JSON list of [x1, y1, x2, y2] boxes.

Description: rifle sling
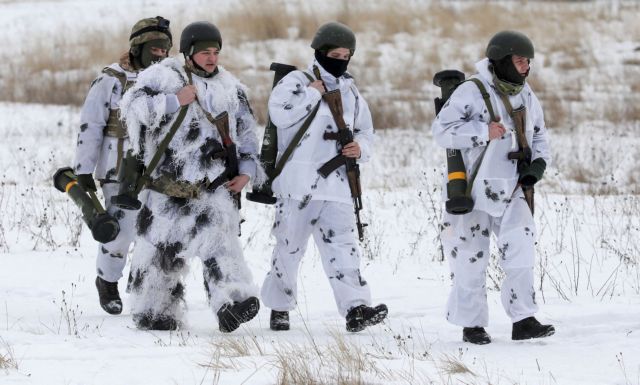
[[271, 71, 319, 180], [135, 68, 191, 194]]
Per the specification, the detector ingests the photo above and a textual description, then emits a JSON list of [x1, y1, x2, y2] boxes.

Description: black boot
[[95, 276, 123, 315], [133, 312, 179, 331], [512, 317, 555, 340], [270, 310, 290, 331], [345, 304, 388, 332], [217, 296, 260, 333], [463, 327, 492, 345]]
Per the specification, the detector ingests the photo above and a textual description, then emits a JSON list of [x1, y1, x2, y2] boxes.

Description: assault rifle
[[315, 72, 367, 241], [506, 105, 535, 214], [210, 111, 241, 209]]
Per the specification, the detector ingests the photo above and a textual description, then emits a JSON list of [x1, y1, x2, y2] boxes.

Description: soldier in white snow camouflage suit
[[119, 21, 265, 332], [432, 31, 555, 344], [73, 16, 172, 315], [260, 22, 388, 333]]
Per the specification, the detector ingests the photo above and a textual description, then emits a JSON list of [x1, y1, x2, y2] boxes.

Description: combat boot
[[217, 296, 260, 333], [345, 304, 388, 332], [512, 317, 555, 340], [133, 312, 179, 330], [463, 327, 492, 345], [270, 310, 290, 331], [95, 276, 123, 315]]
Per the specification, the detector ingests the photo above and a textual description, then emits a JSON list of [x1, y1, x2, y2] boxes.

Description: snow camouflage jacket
[[432, 58, 552, 217], [269, 60, 375, 204], [74, 63, 137, 180], [119, 58, 265, 187]]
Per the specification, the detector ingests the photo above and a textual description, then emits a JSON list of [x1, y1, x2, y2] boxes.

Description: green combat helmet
[[129, 16, 172, 69], [486, 30, 534, 61], [311, 22, 356, 55]]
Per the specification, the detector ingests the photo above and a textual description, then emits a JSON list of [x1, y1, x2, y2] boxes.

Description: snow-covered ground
[[2, 1, 640, 384]]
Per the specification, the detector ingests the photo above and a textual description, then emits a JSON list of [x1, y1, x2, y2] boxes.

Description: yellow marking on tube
[[448, 172, 466, 181], [65, 180, 77, 193]]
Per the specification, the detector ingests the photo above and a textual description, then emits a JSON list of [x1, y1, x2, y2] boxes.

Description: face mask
[[139, 40, 169, 69], [315, 50, 350, 78]]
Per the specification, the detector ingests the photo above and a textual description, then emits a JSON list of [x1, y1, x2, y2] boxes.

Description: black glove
[[76, 173, 97, 192], [518, 158, 546, 186]]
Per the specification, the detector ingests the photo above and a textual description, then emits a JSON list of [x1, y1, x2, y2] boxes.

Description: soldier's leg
[[96, 182, 138, 282], [493, 189, 539, 322], [129, 191, 189, 330], [441, 210, 492, 327], [312, 201, 371, 317], [261, 198, 317, 312], [194, 190, 258, 313]]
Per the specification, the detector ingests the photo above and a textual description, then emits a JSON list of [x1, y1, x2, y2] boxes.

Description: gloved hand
[[76, 173, 97, 192], [518, 158, 546, 186]]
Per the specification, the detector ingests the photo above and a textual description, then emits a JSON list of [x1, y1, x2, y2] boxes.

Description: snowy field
[[1, 1, 640, 384]]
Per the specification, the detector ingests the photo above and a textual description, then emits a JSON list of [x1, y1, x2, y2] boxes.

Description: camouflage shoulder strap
[[102, 67, 128, 93], [271, 71, 320, 180]]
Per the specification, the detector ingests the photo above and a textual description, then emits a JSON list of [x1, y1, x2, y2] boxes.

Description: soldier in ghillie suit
[[432, 31, 555, 344], [73, 16, 172, 315], [260, 22, 388, 333], [119, 21, 265, 332]]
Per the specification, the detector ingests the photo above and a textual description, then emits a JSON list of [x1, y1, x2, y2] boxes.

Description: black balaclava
[[315, 50, 350, 78], [491, 55, 528, 85]]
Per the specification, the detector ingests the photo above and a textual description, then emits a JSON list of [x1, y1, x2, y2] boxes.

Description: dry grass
[[1, 1, 639, 129], [0, 337, 18, 372]]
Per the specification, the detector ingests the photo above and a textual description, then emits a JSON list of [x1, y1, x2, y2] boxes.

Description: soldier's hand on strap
[[342, 141, 361, 159], [308, 80, 326, 95], [225, 174, 250, 193], [177, 85, 197, 106], [76, 174, 97, 192], [488, 117, 506, 140]]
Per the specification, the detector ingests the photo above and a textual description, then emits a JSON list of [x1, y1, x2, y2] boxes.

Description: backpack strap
[[463, 77, 498, 195], [466, 78, 497, 122], [270, 71, 320, 180], [102, 67, 129, 94]]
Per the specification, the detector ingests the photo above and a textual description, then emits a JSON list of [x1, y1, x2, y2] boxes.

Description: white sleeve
[[268, 71, 322, 130], [432, 81, 491, 150], [73, 74, 116, 174], [529, 91, 552, 166], [353, 90, 375, 163]]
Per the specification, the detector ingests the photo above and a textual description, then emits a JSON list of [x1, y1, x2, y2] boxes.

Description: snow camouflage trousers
[[96, 182, 138, 283], [128, 188, 257, 324], [441, 187, 539, 327], [261, 199, 371, 317]]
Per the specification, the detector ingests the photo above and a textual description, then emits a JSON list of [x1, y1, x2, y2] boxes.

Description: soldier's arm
[[73, 74, 115, 174], [352, 89, 375, 163], [432, 81, 491, 150], [119, 65, 179, 156], [267, 71, 322, 130], [234, 87, 261, 182], [529, 91, 552, 166]]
